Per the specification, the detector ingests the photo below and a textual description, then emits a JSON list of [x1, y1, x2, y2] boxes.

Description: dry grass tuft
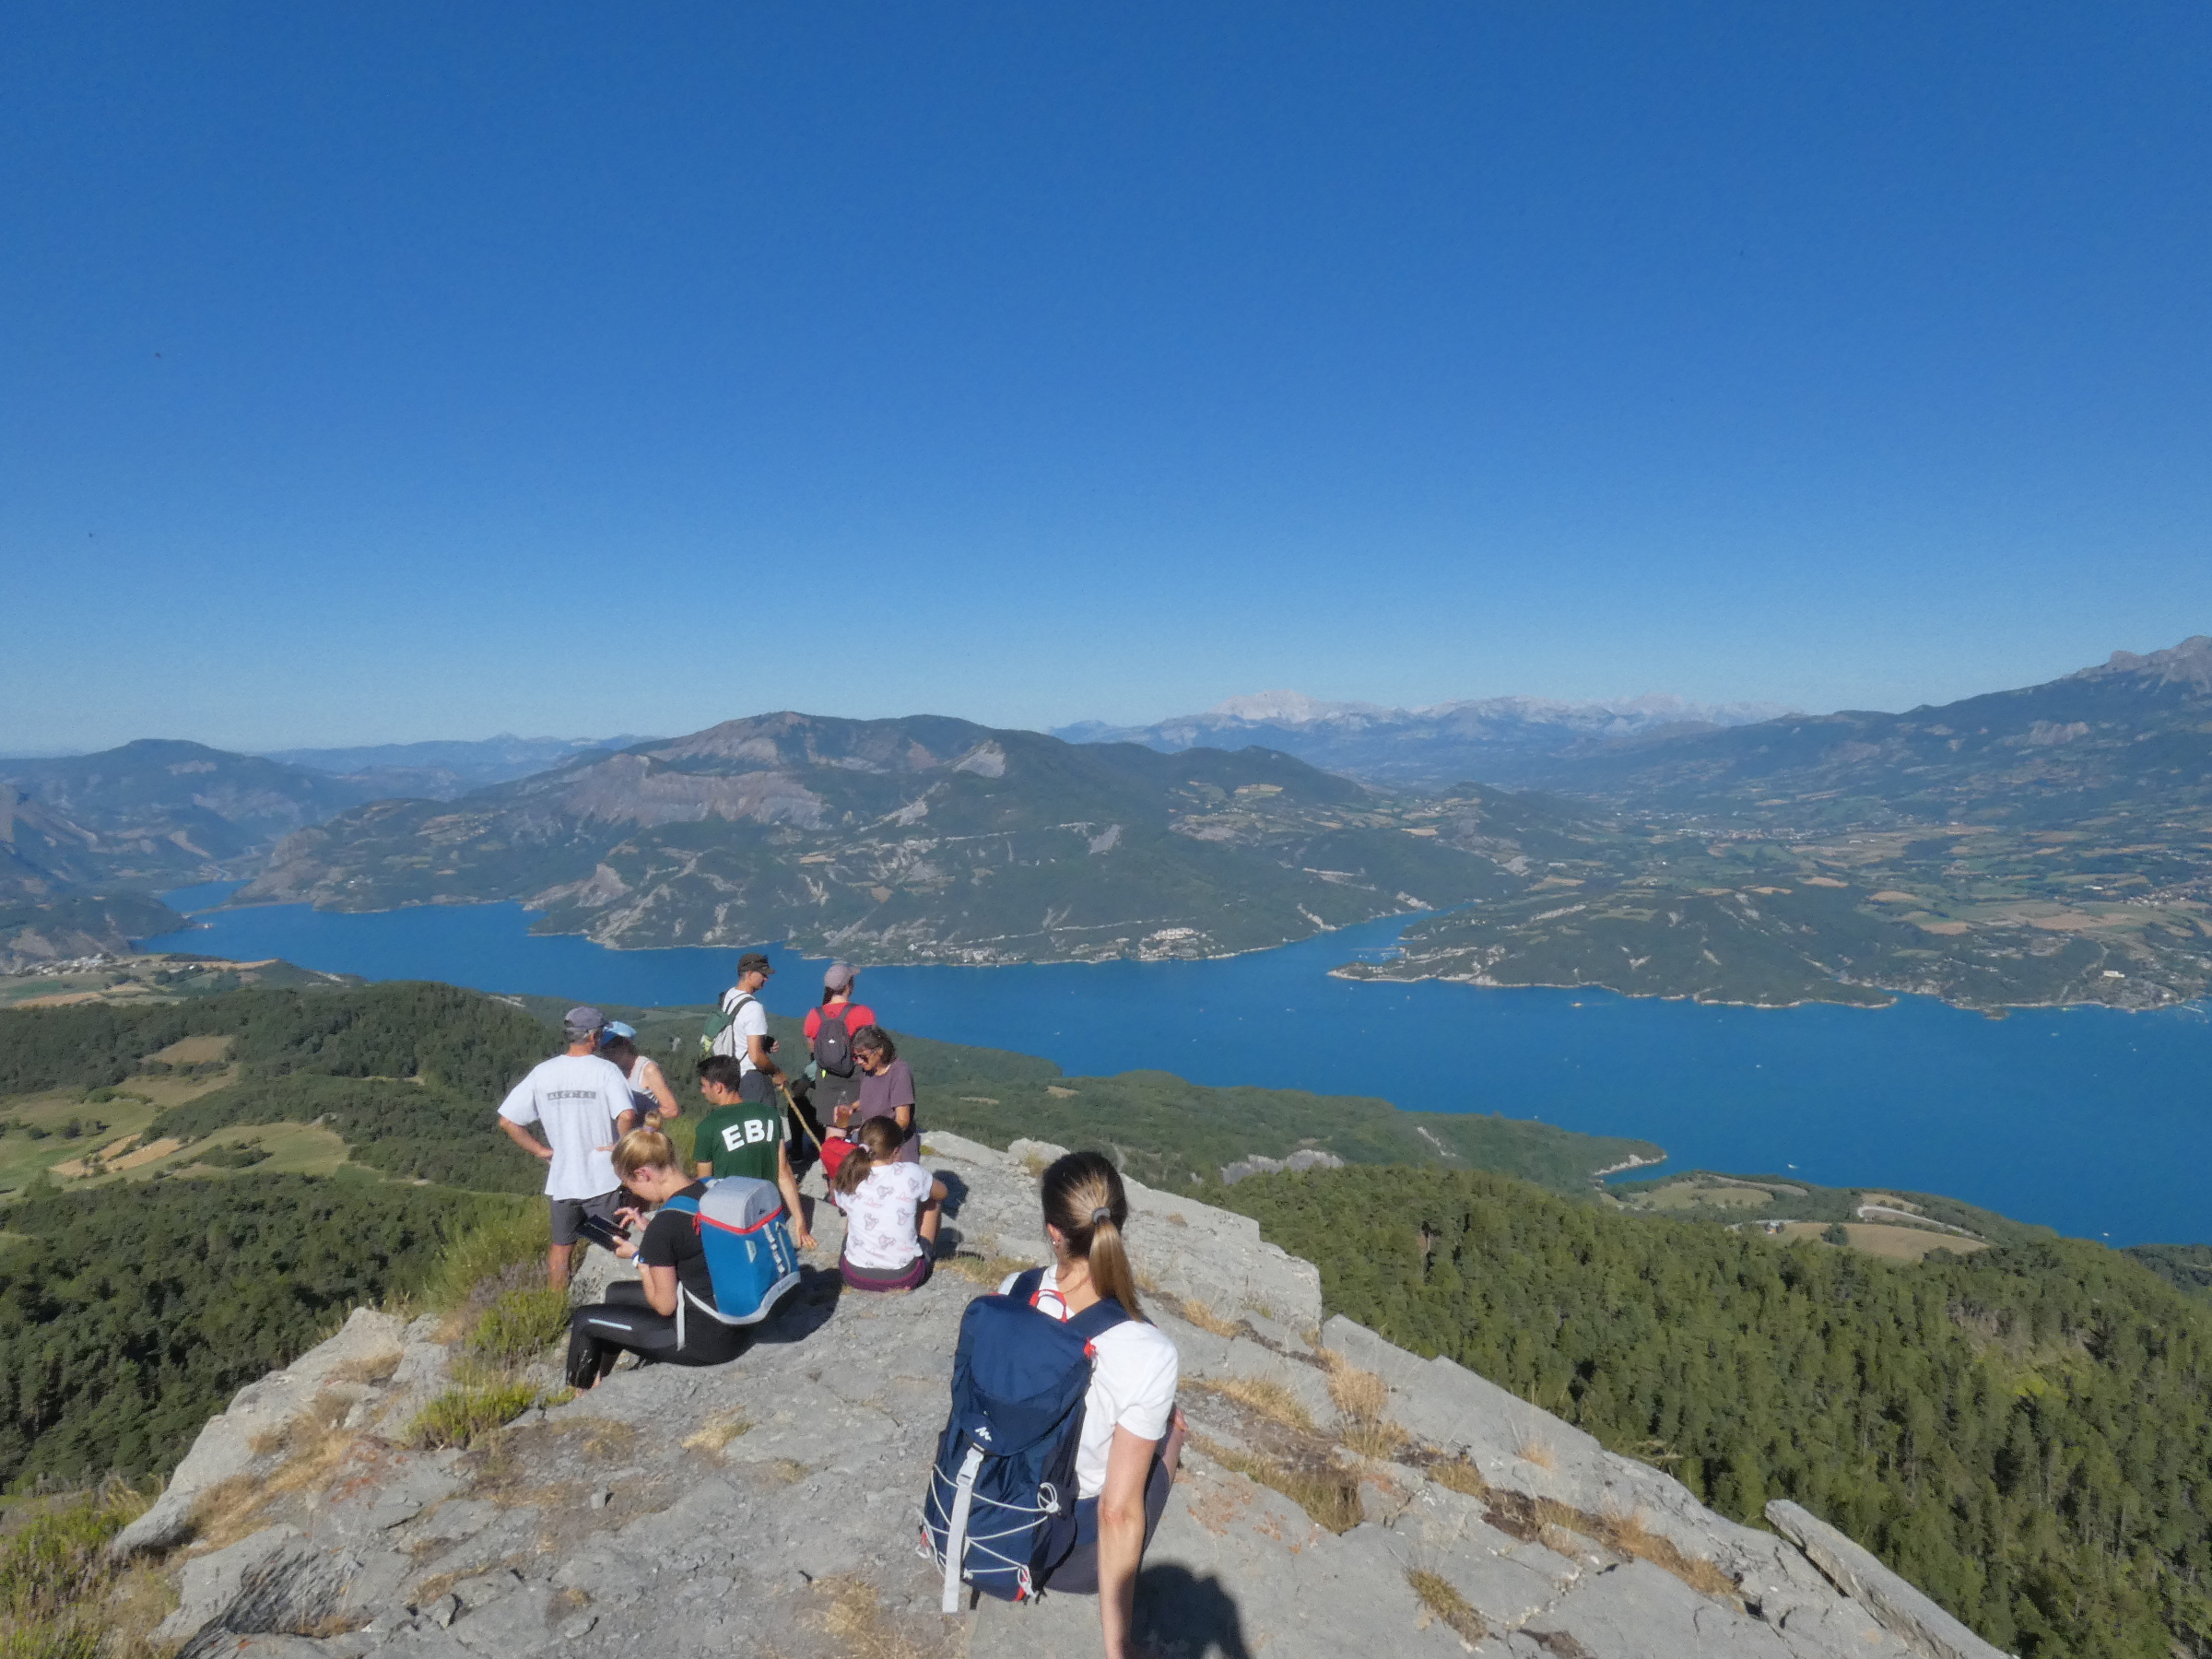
[[1575, 1507, 1738, 1601], [1516, 1438, 1557, 1470], [1484, 1491, 1738, 1604], [1174, 1300, 1242, 1339], [1186, 1375, 1314, 1434], [1406, 1568, 1487, 1644], [326, 1349, 402, 1388], [764, 1459, 811, 1486], [193, 1393, 359, 1550], [806, 1571, 954, 1659], [680, 1411, 752, 1455], [1322, 1358, 1407, 1461], [1189, 1434, 1361, 1535], [939, 1252, 1034, 1288], [1427, 1456, 1488, 1498]]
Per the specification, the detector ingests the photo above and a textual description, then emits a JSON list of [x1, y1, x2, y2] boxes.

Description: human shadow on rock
[[1133, 1564, 1253, 1659], [754, 1265, 843, 1346], [935, 1169, 971, 1218]]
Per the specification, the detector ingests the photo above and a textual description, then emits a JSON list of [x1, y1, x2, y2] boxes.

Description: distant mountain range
[[1056, 690, 1792, 787], [1344, 637, 2212, 1011], [6, 640, 2206, 1006], [1500, 634, 2212, 824], [265, 734, 658, 799], [235, 713, 1568, 963]]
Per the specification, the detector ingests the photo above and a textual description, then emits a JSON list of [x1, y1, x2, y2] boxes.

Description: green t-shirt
[[694, 1100, 787, 1182]]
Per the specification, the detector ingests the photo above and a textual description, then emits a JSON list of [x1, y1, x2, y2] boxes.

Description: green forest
[[1220, 1165, 2212, 1659], [6, 976, 2211, 1659], [0, 1177, 482, 1488]]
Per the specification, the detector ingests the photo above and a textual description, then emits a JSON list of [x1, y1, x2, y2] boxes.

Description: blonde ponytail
[[1041, 1150, 1143, 1320]]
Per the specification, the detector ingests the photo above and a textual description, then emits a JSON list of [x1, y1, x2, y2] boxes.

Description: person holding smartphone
[[566, 1127, 747, 1387]]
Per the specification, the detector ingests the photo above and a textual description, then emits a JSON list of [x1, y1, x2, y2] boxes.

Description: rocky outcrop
[[127, 1133, 2011, 1658]]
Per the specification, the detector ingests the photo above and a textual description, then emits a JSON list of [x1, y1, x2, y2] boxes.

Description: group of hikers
[[492, 952, 1184, 1657]]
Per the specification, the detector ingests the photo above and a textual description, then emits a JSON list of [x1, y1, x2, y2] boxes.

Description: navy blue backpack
[[921, 1267, 1127, 1610]]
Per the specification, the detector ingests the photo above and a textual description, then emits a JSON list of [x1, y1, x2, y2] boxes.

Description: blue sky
[[5, 3, 2208, 752]]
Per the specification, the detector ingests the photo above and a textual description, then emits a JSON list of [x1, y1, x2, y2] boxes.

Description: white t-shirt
[[497, 1053, 629, 1200], [998, 1265, 1180, 1500], [722, 988, 771, 1075], [832, 1160, 935, 1270]]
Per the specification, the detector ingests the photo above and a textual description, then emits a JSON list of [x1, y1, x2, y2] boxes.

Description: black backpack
[[813, 1005, 856, 1078]]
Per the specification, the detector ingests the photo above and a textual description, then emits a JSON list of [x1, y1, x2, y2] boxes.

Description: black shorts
[[549, 1190, 622, 1247]]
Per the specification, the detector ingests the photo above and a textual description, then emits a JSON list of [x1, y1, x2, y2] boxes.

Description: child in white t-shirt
[[995, 1149, 1185, 1658], [828, 1115, 946, 1292]]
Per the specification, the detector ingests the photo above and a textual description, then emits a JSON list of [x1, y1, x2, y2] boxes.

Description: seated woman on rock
[[828, 1115, 946, 1292], [999, 1150, 1187, 1651], [565, 1128, 746, 1386]]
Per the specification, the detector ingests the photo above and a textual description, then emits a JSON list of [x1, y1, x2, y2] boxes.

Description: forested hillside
[[1221, 1165, 2212, 1659], [0, 1178, 483, 1488]]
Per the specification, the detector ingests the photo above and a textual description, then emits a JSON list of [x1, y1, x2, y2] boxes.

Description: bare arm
[[640, 1060, 680, 1120], [776, 1142, 816, 1250], [1096, 1426, 1159, 1659], [636, 1261, 678, 1317], [499, 1117, 553, 1162], [747, 1030, 784, 1083]]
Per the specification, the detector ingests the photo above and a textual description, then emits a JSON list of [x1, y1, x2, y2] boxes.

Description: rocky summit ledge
[[124, 1134, 2011, 1659]]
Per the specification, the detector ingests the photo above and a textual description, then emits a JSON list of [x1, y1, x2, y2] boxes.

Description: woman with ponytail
[[997, 1149, 1186, 1656], [829, 1115, 946, 1292]]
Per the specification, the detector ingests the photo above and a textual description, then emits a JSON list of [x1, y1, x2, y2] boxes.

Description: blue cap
[[601, 1020, 638, 1041]]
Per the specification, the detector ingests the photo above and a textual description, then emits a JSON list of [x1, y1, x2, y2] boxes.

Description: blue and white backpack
[[921, 1266, 1127, 1610], [660, 1176, 800, 1343]]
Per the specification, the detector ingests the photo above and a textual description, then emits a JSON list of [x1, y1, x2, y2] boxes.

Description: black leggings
[[567, 1281, 744, 1384]]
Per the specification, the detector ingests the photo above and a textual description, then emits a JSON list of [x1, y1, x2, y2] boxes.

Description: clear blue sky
[[5, 3, 2208, 752]]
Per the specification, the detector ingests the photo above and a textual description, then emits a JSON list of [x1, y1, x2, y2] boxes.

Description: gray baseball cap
[[563, 1005, 606, 1037], [823, 960, 855, 992]]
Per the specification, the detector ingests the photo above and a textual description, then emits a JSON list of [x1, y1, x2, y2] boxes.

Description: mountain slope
[[234, 712, 1565, 961], [1519, 635, 2212, 825], [0, 740, 383, 889], [1060, 689, 1791, 787], [1342, 639, 2212, 1010], [265, 733, 659, 800]]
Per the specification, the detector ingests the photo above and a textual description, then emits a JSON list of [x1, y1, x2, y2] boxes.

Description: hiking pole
[[776, 1081, 829, 1156]]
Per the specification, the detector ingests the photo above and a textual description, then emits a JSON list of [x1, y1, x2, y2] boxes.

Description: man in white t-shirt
[[715, 951, 783, 1106], [497, 1005, 639, 1290]]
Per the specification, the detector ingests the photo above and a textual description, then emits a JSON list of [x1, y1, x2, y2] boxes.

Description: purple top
[[854, 1057, 920, 1163]]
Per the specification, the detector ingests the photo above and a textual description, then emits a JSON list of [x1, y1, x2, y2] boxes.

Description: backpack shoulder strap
[[1008, 1266, 1045, 1305], [663, 1191, 701, 1219], [1066, 1296, 1131, 1344]]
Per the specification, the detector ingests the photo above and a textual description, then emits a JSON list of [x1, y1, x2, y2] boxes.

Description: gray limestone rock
[[115, 1307, 406, 1559], [135, 1131, 2006, 1659], [1768, 1500, 2015, 1659]]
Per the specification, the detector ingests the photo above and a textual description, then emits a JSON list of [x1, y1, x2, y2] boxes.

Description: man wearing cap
[[496, 1006, 640, 1291], [714, 951, 784, 1108], [803, 961, 877, 1133]]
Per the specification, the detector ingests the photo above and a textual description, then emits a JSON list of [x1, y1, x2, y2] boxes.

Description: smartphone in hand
[[576, 1213, 631, 1254]]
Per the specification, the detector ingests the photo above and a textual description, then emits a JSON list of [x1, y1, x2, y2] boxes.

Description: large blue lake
[[156, 884, 2210, 1247]]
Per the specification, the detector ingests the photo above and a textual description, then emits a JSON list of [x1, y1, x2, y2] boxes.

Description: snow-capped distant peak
[[1201, 690, 1375, 724]]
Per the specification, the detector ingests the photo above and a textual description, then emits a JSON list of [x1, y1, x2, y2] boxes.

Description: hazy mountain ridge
[[265, 733, 659, 800], [233, 712, 1570, 962], [0, 741, 390, 964], [1512, 634, 2212, 821], [1059, 688, 1793, 787], [1342, 638, 2212, 1010]]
